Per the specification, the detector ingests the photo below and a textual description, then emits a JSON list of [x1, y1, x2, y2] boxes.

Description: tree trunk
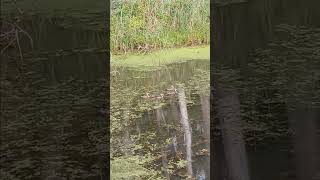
[[216, 90, 250, 180], [155, 107, 170, 180], [177, 84, 193, 177], [288, 107, 317, 180], [200, 94, 210, 144]]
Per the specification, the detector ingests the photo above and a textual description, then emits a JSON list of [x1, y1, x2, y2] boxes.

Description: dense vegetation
[[111, 0, 210, 54]]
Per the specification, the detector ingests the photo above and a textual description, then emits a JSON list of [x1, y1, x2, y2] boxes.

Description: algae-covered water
[[111, 60, 210, 179]]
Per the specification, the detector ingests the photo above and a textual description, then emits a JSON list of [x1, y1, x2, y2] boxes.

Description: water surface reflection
[[111, 61, 210, 179]]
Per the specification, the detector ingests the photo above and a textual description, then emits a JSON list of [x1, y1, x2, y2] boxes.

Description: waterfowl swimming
[[166, 85, 177, 95], [142, 92, 151, 99], [166, 85, 177, 92], [195, 148, 209, 156], [142, 92, 164, 100], [166, 91, 177, 95], [155, 93, 164, 100]]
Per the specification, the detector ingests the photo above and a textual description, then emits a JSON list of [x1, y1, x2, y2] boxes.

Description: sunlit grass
[[111, 46, 210, 70]]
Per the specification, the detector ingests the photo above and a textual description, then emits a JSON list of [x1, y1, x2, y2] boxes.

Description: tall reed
[[111, 0, 210, 54]]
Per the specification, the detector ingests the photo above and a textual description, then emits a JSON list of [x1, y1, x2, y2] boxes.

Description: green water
[[111, 60, 210, 179]]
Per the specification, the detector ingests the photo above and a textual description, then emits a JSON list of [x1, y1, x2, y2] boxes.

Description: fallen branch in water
[[0, 21, 33, 59]]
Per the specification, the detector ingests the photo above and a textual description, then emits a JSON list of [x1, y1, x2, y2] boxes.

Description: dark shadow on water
[[212, 0, 320, 180], [1, 8, 108, 180]]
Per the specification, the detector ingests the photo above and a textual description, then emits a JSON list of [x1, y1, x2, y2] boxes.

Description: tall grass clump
[[111, 0, 210, 54]]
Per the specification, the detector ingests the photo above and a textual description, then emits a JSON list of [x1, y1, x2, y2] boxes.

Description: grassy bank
[[111, 46, 209, 69], [111, 0, 210, 54]]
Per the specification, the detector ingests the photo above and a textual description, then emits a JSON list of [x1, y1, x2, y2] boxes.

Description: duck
[[166, 90, 177, 96], [142, 92, 164, 101], [166, 85, 177, 95], [166, 85, 177, 92], [142, 92, 152, 99], [195, 149, 209, 156], [155, 93, 164, 100]]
